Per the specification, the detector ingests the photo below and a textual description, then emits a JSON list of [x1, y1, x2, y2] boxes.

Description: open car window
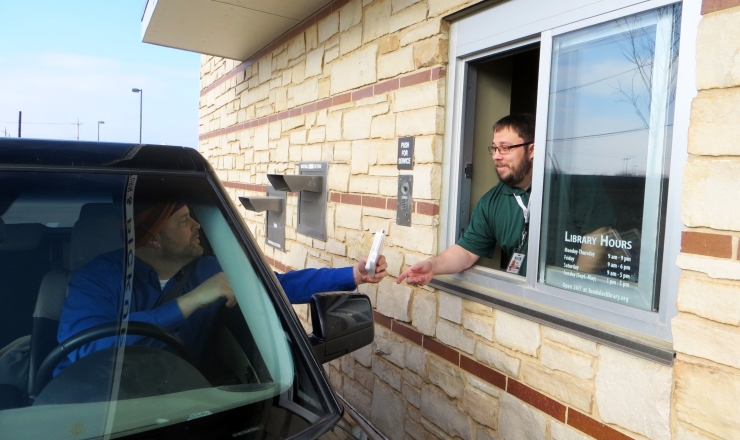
[[0, 172, 332, 439]]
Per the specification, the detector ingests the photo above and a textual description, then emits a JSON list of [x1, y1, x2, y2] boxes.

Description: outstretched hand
[[396, 260, 434, 286], [177, 272, 236, 319], [354, 255, 388, 285]]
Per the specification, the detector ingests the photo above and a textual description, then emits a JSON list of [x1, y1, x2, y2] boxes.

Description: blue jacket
[[55, 251, 356, 374]]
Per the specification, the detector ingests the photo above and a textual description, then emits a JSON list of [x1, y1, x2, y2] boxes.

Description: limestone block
[[358, 282, 377, 307], [326, 111, 343, 141], [462, 313, 494, 341], [381, 245, 403, 276], [421, 418, 454, 440], [675, 360, 740, 440], [474, 342, 520, 377], [438, 291, 462, 324], [242, 82, 270, 107], [550, 422, 591, 440], [412, 291, 437, 336], [683, 156, 740, 230], [403, 369, 422, 388], [289, 145, 302, 161], [258, 57, 272, 84], [393, 81, 444, 113], [287, 35, 306, 62], [436, 319, 474, 354], [411, 164, 441, 199], [379, 178, 399, 196], [494, 311, 540, 356], [389, 1, 427, 33], [318, 12, 339, 43], [463, 385, 497, 429], [396, 107, 445, 136], [675, 425, 715, 440], [340, 24, 363, 55], [392, 0, 422, 13], [343, 107, 373, 140], [689, 88, 740, 156], [350, 139, 372, 173], [427, 0, 472, 17], [289, 130, 307, 145], [348, 172, 379, 193], [405, 417, 426, 440], [427, 356, 465, 398], [275, 87, 288, 111], [676, 253, 740, 280], [371, 114, 396, 139], [306, 24, 318, 51], [341, 354, 356, 378], [288, 243, 308, 270], [378, 46, 416, 79], [329, 365, 343, 390], [344, 377, 373, 417], [254, 125, 269, 151], [400, 19, 442, 47], [541, 344, 594, 380], [420, 385, 473, 440], [308, 126, 326, 144], [305, 47, 324, 78], [336, 203, 362, 230], [541, 326, 598, 357], [696, 6, 740, 90], [375, 328, 406, 368], [354, 364, 374, 390], [353, 344, 373, 367], [677, 271, 740, 326], [405, 344, 427, 378], [330, 44, 378, 95], [375, 139, 399, 164], [377, 278, 412, 321], [521, 362, 592, 412], [326, 238, 346, 256], [372, 357, 403, 391], [402, 381, 421, 408], [282, 114, 305, 131], [390, 223, 437, 254], [325, 45, 340, 64], [595, 345, 672, 440], [673, 313, 740, 369], [413, 36, 448, 68], [465, 373, 501, 397], [363, 0, 391, 44], [339, 0, 363, 32], [499, 392, 546, 440]]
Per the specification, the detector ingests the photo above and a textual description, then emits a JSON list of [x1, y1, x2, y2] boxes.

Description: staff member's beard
[[497, 157, 533, 187]]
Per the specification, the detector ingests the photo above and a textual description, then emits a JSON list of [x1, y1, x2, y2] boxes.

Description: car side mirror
[[308, 293, 374, 364]]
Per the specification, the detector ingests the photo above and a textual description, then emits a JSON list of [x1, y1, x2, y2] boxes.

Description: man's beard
[[159, 233, 203, 264], [496, 157, 533, 187]]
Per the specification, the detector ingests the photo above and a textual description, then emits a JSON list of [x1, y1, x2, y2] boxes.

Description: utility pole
[[18, 111, 21, 138], [74, 119, 84, 140]]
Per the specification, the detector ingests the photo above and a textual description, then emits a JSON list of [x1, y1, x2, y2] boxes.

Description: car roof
[[0, 138, 209, 172]]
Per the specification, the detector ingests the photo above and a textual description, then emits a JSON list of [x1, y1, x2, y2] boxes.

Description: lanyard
[[513, 194, 530, 252]]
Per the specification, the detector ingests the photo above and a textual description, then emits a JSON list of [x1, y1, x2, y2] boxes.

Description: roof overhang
[[141, 0, 332, 61]]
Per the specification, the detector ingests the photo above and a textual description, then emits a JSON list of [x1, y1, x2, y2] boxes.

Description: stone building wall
[[195, 0, 740, 439], [671, 2, 740, 439]]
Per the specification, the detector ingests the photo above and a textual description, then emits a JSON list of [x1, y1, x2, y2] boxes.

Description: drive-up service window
[[442, 0, 690, 349]]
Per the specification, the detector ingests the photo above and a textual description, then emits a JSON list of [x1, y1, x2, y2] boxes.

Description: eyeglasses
[[487, 141, 533, 155]]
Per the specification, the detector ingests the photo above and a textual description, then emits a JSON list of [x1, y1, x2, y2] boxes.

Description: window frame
[[438, 0, 700, 347]]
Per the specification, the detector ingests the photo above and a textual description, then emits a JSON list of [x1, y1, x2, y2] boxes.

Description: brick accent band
[[199, 66, 445, 142], [701, 0, 740, 14], [365, 309, 635, 440], [681, 231, 733, 259]]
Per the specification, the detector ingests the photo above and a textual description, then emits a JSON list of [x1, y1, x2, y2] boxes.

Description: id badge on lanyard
[[507, 194, 530, 275]]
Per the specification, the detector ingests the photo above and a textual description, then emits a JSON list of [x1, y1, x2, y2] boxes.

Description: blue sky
[[0, 1, 200, 147]]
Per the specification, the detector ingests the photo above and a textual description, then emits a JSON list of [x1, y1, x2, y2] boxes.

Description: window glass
[[0, 172, 330, 439], [538, 5, 681, 311]]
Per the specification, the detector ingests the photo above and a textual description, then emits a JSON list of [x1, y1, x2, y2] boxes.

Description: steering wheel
[[33, 321, 190, 398]]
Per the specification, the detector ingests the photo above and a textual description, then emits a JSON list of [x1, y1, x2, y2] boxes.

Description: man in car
[[397, 113, 614, 285], [56, 201, 387, 373]]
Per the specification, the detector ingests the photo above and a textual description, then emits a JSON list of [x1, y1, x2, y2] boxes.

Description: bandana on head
[[134, 201, 186, 248]]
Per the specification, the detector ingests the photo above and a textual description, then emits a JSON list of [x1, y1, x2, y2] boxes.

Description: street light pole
[[98, 121, 105, 141], [132, 88, 143, 143]]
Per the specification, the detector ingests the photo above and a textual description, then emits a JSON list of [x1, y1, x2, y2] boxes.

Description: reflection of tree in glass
[[611, 5, 681, 128]]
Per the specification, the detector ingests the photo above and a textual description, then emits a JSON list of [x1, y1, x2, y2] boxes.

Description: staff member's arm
[[397, 245, 479, 286]]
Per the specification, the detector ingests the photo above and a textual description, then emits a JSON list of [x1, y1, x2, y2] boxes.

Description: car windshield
[[0, 171, 333, 439]]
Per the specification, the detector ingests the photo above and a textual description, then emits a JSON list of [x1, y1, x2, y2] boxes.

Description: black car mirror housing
[[308, 293, 374, 364]]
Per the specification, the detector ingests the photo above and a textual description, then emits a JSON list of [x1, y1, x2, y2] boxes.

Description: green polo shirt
[[458, 182, 531, 275]]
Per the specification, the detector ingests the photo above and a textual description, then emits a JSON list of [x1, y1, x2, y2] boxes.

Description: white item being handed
[[364, 229, 385, 278]]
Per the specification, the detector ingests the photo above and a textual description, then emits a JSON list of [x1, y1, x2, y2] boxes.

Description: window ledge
[[429, 275, 675, 365]]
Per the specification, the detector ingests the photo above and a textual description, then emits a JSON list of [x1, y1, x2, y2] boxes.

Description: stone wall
[[672, 3, 740, 440], [195, 0, 740, 439]]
